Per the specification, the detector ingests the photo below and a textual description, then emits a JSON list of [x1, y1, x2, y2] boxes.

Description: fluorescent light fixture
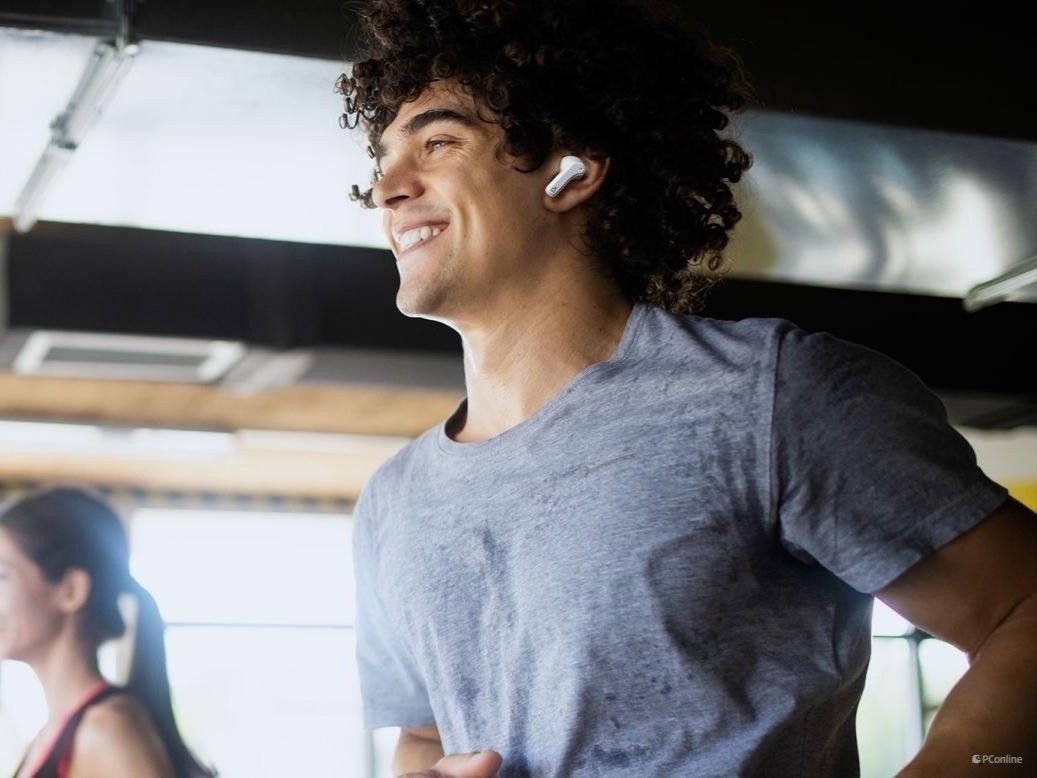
[[236, 429, 412, 455], [0, 421, 409, 460], [126, 428, 237, 457], [0, 420, 235, 459], [13, 330, 246, 383], [11, 143, 76, 232], [963, 254, 1037, 312], [0, 420, 102, 448], [13, 38, 139, 233]]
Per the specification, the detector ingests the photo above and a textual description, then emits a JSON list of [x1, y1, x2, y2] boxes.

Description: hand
[[399, 749, 503, 778]]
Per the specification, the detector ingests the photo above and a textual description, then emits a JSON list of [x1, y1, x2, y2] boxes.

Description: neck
[[30, 630, 105, 724], [452, 279, 633, 442]]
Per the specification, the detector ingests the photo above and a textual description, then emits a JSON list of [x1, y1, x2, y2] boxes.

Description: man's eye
[[426, 138, 449, 152]]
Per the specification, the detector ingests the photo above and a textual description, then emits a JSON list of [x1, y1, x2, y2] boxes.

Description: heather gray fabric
[[352, 303, 1007, 777]]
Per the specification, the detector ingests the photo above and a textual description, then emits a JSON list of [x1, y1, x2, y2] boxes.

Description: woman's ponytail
[[125, 580, 218, 778]]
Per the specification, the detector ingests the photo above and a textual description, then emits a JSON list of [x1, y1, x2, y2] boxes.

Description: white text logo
[[972, 754, 1023, 765]]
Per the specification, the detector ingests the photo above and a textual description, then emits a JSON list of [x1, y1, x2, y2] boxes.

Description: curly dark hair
[[337, 0, 753, 313]]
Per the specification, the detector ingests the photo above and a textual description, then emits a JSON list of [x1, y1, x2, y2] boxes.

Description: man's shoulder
[[356, 424, 442, 506], [647, 304, 798, 338], [652, 307, 900, 373], [639, 305, 801, 362]]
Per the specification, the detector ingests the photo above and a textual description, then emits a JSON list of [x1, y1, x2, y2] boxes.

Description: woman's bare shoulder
[[70, 692, 174, 778]]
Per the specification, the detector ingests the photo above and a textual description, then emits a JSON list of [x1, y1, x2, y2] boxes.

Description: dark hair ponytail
[[126, 581, 218, 778], [0, 485, 217, 777]]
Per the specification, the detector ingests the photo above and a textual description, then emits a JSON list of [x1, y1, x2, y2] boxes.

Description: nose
[[372, 155, 424, 209]]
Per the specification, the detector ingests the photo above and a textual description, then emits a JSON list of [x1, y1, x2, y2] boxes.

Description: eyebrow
[[373, 108, 480, 162]]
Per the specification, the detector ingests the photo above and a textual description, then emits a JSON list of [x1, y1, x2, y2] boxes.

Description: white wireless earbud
[[544, 155, 587, 198]]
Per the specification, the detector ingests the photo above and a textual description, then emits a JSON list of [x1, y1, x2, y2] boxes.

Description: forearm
[[899, 595, 1037, 775], [394, 729, 446, 776]]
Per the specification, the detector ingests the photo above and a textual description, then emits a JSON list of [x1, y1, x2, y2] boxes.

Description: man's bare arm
[[395, 726, 446, 775], [394, 726, 502, 778], [877, 497, 1037, 775]]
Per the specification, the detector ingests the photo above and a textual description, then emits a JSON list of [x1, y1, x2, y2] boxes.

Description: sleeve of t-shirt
[[353, 479, 437, 730], [770, 325, 1009, 594]]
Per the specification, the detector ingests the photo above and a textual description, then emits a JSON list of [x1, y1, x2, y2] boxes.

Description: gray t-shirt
[[352, 303, 1007, 777]]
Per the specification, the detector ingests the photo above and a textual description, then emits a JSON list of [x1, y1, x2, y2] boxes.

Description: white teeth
[[397, 225, 444, 248]]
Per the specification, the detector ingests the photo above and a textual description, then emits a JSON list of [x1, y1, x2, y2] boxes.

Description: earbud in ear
[[545, 155, 587, 198]]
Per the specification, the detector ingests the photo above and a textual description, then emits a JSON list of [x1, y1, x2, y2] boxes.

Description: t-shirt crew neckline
[[435, 302, 648, 458]]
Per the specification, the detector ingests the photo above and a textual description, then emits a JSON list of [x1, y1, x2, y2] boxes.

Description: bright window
[[129, 508, 365, 777], [857, 599, 968, 777]]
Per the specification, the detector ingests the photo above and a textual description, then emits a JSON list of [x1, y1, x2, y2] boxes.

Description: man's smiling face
[[371, 81, 555, 323]]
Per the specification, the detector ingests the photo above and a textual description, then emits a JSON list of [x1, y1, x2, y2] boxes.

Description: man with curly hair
[[338, 2, 1037, 776]]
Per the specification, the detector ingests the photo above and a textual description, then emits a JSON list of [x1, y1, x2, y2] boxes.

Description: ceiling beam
[[0, 372, 462, 436], [0, 372, 462, 498], [0, 446, 395, 501]]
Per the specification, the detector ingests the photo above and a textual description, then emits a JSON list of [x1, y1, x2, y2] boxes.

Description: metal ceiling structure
[[0, 0, 1035, 434]]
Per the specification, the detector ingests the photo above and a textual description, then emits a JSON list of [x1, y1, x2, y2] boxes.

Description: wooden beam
[[0, 373, 461, 436], [0, 446, 400, 501], [0, 372, 462, 498]]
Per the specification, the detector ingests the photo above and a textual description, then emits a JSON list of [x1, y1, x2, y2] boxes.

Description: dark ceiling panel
[[0, 0, 360, 60], [131, 0, 360, 62], [5, 222, 1034, 415], [700, 278, 1035, 399], [0, 0, 119, 36], [5, 221, 461, 353], [692, 4, 1037, 143], [2, 1, 1033, 142]]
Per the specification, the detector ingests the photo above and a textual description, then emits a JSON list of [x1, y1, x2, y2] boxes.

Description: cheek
[[381, 211, 400, 251], [0, 586, 41, 618]]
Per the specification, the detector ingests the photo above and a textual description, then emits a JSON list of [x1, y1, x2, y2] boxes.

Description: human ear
[[542, 153, 609, 212], [55, 568, 92, 614]]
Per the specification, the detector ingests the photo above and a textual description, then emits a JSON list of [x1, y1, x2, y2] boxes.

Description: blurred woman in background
[[0, 485, 216, 778]]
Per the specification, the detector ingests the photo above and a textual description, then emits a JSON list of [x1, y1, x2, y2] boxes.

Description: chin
[[396, 285, 451, 321], [395, 297, 426, 319]]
